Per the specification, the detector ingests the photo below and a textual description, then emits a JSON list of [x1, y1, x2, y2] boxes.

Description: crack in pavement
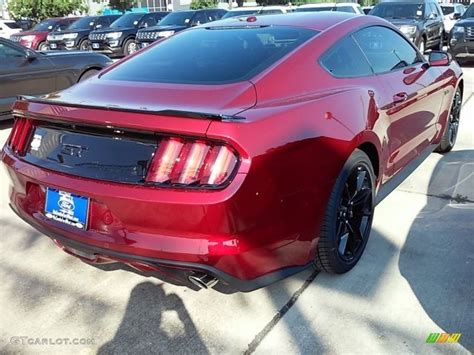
[[244, 269, 319, 354], [398, 189, 474, 203]]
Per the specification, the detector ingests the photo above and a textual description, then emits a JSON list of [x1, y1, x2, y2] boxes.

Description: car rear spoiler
[[16, 95, 246, 121]]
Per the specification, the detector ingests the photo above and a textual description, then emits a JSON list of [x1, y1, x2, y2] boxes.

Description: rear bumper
[[9, 203, 311, 292], [2, 145, 313, 291]]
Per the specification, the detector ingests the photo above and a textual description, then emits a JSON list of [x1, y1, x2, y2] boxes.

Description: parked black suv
[[89, 12, 168, 57], [370, 0, 444, 53], [449, 4, 474, 64], [135, 9, 226, 48], [47, 15, 120, 51]]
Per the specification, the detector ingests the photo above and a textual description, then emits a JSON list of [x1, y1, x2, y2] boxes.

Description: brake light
[[146, 137, 238, 188], [7, 117, 33, 155]]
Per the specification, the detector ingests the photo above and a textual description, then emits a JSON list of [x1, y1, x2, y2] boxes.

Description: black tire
[[315, 149, 375, 274], [78, 69, 100, 82], [79, 38, 92, 51], [435, 87, 462, 153], [123, 38, 137, 56]]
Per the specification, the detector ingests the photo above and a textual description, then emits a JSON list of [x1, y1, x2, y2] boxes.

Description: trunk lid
[[24, 122, 157, 184], [48, 78, 257, 118], [11, 77, 256, 184]]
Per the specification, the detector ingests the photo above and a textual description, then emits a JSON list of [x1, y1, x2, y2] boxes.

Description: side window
[[353, 26, 422, 74], [207, 11, 221, 22], [96, 17, 108, 28], [154, 13, 164, 23], [56, 23, 69, 31], [191, 12, 208, 25], [320, 35, 373, 78], [336, 6, 355, 13], [141, 15, 157, 27], [0, 43, 24, 59]]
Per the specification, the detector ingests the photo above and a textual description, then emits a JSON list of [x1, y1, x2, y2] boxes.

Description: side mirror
[[25, 50, 38, 61], [453, 13, 461, 20], [428, 12, 437, 20], [429, 51, 451, 66]]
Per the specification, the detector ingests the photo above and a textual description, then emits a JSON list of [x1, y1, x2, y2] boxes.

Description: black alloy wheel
[[436, 87, 462, 153], [335, 165, 373, 262], [80, 39, 92, 51], [316, 149, 375, 274]]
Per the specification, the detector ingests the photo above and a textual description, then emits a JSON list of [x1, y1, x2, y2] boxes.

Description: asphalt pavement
[[0, 68, 472, 355]]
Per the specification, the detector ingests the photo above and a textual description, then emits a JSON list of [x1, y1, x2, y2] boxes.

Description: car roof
[[207, 12, 368, 31]]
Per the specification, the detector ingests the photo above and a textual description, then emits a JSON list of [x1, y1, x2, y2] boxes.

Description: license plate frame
[[44, 188, 90, 230]]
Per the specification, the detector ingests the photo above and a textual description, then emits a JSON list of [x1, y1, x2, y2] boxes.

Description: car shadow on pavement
[[98, 281, 209, 355], [399, 149, 474, 350]]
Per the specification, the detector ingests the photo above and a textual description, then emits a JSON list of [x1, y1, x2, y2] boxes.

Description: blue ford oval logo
[[58, 192, 75, 212], [59, 199, 75, 211]]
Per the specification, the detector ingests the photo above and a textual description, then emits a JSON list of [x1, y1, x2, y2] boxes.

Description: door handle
[[393, 92, 408, 104]]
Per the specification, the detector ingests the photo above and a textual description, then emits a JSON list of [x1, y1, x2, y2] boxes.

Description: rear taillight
[[146, 137, 238, 188], [7, 117, 33, 155]]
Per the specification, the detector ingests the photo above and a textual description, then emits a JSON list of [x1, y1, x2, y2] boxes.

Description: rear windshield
[[5, 21, 21, 29], [102, 26, 317, 85], [259, 9, 284, 14], [296, 7, 334, 12], [222, 10, 259, 18], [441, 6, 455, 15]]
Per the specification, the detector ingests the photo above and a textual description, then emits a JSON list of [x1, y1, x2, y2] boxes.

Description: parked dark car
[[10, 17, 78, 51], [449, 4, 474, 64], [369, 0, 444, 53], [47, 15, 121, 51], [89, 12, 169, 57], [136, 9, 226, 48], [0, 37, 112, 121], [1, 13, 463, 292], [16, 19, 36, 31]]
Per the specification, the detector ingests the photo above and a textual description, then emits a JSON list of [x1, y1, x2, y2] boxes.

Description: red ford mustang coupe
[[2, 13, 463, 292]]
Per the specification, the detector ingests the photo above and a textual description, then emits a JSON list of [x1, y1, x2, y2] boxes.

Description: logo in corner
[[426, 333, 461, 343]]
